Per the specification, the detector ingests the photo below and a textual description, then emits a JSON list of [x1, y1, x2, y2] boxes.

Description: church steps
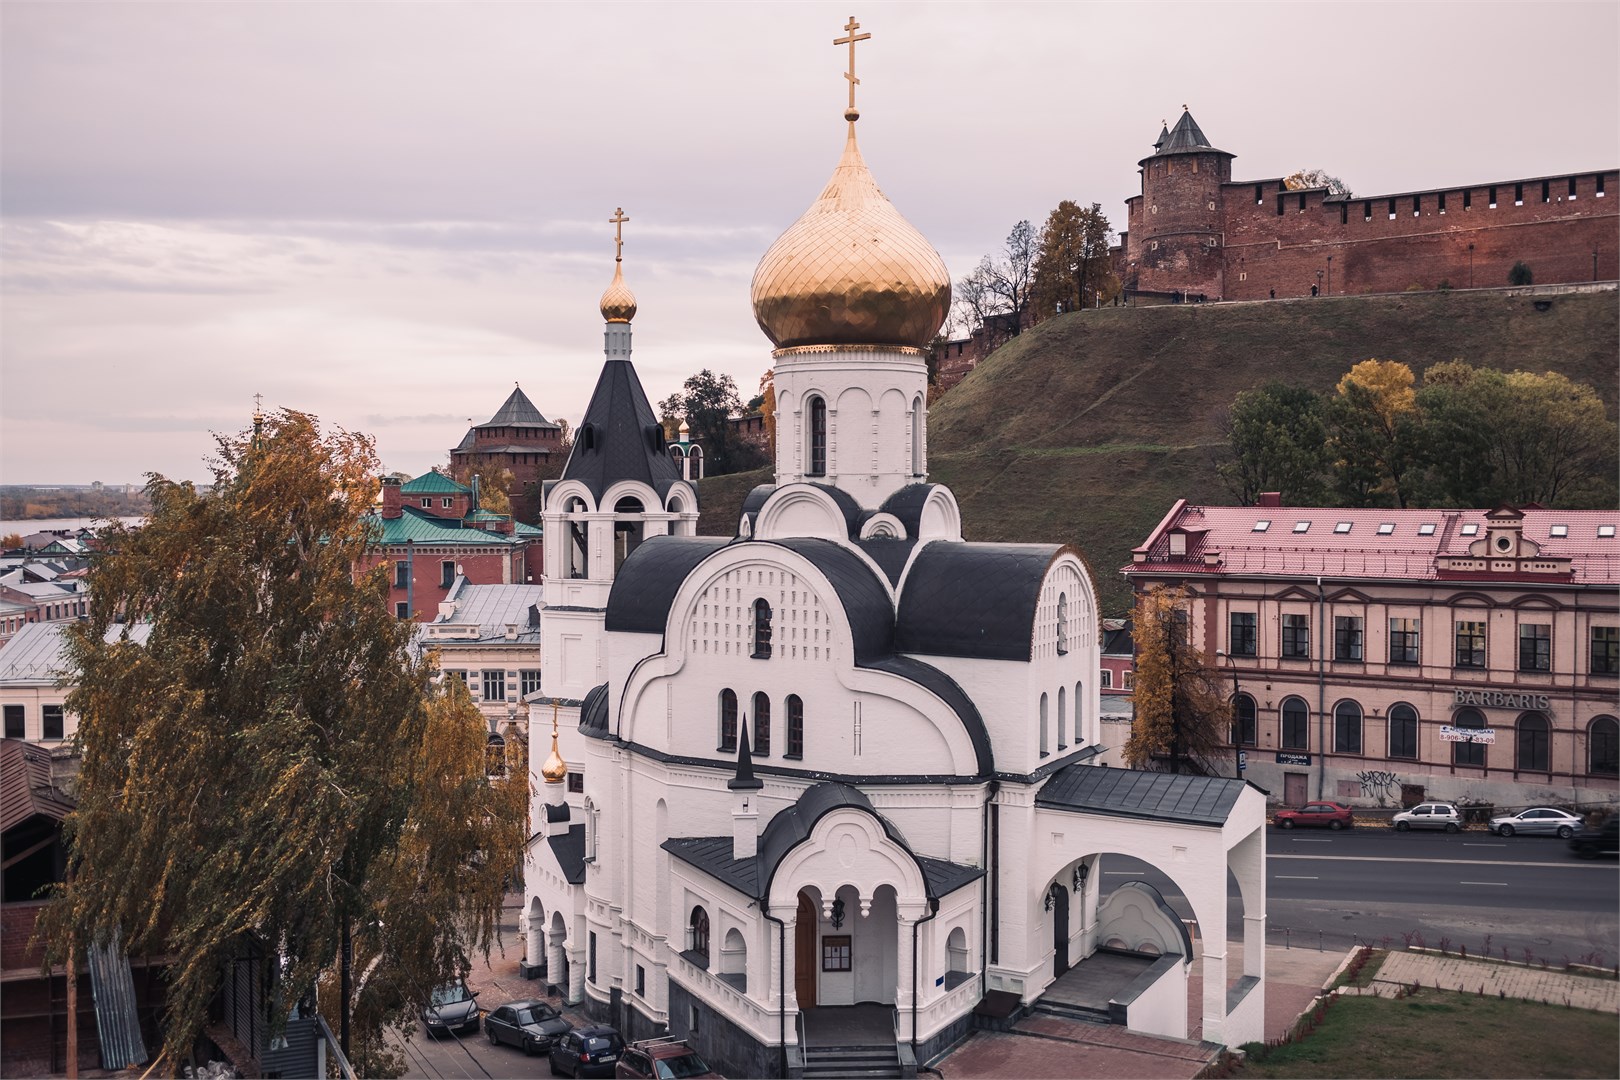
[[801, 1044, 902, 1080]]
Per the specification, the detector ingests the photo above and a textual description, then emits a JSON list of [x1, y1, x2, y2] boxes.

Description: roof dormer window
[[1459, 524, 1479, 536], [1550, 524, 1569, 538], [1293, 521, 1310, 534], [1334, 522, 1352, 534], [1378, 523, 1395, 535], [1252, 520, 1270, 533], [1600, 525, 1616, 538], [1418, 524, 1436, 536]]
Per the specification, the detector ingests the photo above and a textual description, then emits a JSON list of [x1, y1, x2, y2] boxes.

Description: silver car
[[1488, 806, 1582, 838], [1392, 802, 1462, 832]]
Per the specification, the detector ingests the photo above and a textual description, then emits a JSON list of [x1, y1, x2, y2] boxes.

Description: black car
[[1568, 817, 1619, 859], [421, 981, 481, 1038], [549, 1025, 625, 1078], [484, 998, 572, 1055]]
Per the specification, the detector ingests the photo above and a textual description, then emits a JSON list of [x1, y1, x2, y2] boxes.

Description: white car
[[1392, 802, 1462, 832], [1488, 806, 1582, 838]]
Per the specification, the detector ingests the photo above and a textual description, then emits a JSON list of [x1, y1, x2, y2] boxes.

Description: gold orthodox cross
[[834, 16, 871, 114], [610, 207, 629, 261]]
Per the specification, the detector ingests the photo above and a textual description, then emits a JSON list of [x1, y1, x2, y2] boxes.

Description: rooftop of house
[[1125, 502, 1620, 584], [366, 505, 539, 546], [0, 621, 153, 686], [400, 470, 472, 496], [426, 580, 544, 644]]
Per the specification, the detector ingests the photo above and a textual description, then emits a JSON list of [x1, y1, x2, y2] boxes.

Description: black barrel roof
[[896, 542, 1064, 660], [604, 536, 730, 633]]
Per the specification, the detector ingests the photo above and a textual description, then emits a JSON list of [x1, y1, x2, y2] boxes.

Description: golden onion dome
[[751, 122, 950, 353], [598, 259, 637, 324], [540, 715, 568, 784]]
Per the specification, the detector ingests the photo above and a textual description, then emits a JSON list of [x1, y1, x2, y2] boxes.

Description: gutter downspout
[[1316, 575, 1327, 800], [981, 780, 1001, 983], [761, 901, 787, 1078], [911, 897, 941, 1061]]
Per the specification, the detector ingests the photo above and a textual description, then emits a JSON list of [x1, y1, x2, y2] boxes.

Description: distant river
[[2, 515, 145, 535]]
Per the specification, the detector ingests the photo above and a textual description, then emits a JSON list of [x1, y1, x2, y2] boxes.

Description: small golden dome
[[751, 123, 951, 352], [541, 715, 568, 784], [599, 260, 637, 324]]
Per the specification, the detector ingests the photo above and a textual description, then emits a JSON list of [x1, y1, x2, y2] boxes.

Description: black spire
[[729, 718, 763, 791], [559, 360, 681, 501]]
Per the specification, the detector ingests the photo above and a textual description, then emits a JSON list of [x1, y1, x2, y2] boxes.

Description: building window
[[1122, 670, 1135, 690], [394, 561, 409, 588], [689, 907, 710, 964], [1233, 693, 1257, 747], [1453, 707, 1487, 767], [1590, 717, 1619, 775], [785, 695, 804, 758], [1388, 703, 1419, 760], [568, 772, 584, 793], [1463, 189, 1472, 210], [1334, 616, 1363, 662], [440, 560, 456, 588], [1039, 693, 1049, 757], [1598, 173, 1607, 197], [1229, 612, 1257, 657], [421, 497, 432, 508], [443, 497, 454, 509], [42, 705, 64, 741], [1333, 701, 1363, 754], [1516, 713, 1550, 772], [521, 670, 542, 697], [635, 965, 646, 997], [752, 693, 771, 756], [1283, 615, 1311, 659], [1518, 624, 1551, 672], [1591, 626, 1619, 674], [1057, 686, 1068, 748], [396, 601, 410, 619], [1056, 593, 1068, 655], [588, 932, 598, 984], [752, 599, 773, 659], [1514, 182, 1524, 206], [1488, 186, 1498, 209], [1389, 618, 1420, 665], [719, 689, 738, 751], [822, 936, 852, 972], [443, 669, 468, 685], [1455, 621, 1487, 667], [1281, 697, 1309, 750], [1100, 669, 1112, 689], [4, 704, 24, 739], [481, 669, 506, 701], [807, 396, 828, 477]]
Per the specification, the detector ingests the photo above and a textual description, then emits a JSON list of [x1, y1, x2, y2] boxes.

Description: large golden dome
[[751, 123, 951, 352]]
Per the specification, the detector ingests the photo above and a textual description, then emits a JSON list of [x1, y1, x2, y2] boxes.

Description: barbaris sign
[[1452, 689, 1551, 711]]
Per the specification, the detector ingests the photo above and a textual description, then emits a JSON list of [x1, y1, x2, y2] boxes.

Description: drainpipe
[[405, 539, 414, 621], [911, 897, 941, 1061], [1316, 576, 1327, 800], [980, 780, 1000, 981], [761, 901, 787, 1078]]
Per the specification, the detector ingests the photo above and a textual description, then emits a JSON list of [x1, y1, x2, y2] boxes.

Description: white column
[[568, 946, 586, 1005], [895, 907, 922, 1042], [526, 910, 544, 968], [778, 915, 799, 1038], [548, 935, 567, 996]]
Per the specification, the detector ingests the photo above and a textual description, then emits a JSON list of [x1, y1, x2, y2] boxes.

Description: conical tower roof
[[481, 385, 558, 429], [558, 359, 680, 501], [1141, 108, 1231, 164]]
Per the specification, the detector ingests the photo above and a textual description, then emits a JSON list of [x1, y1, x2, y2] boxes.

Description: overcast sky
[[3, 1, 1616, 485]]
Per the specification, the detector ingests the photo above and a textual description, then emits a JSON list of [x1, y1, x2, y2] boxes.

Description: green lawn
[[1233, 992, 1619, 1078]]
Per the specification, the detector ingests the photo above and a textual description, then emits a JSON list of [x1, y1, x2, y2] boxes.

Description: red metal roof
[[1124, 504, 1620, 584]]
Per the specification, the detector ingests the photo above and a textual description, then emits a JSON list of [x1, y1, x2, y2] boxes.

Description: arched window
[[565, 496, 590, 579], [911, 396, 925, 476], [1039, 693, 1050, 757], [719, 928, 747, 989], [1232, 692, 1257, 747], [1590, 716, 1619, 775], [945, 927, 969, 976], [752, 693, 771, 756], [1388, 703, 1419, 760], [785, 695, 804, 759], [718, 689, 738, 752], [1516, 712, 1550, 772], [752, 599, 773, 659], [1074, 681, 1085, 746], [1057, 686, 1068, 749], [1056, 593, 1069, 655], [1333, 700, 1363, 754], [689, 906, 710, 965], [807, 396, 827, 477], [1452, 707, 1487, 767], [1281, 697, 1309, 750]]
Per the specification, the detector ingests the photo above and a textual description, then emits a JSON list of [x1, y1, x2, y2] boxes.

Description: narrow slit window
[[1437, 191, 1447, 213], [1541, 179, 1550, 203]]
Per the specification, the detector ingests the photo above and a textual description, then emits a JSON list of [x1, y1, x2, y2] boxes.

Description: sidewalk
[[1351, 950, 1619, 1013]]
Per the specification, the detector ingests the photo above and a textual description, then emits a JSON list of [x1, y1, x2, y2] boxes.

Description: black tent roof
[[559, 359, 682, 500], [481, 385, 558, 429]]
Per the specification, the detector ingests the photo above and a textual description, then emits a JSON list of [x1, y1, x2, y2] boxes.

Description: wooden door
[[1284, 772, 1308, 807], [795, 893, 817, 1007]]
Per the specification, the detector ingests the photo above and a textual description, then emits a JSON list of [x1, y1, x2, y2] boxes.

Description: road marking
[[1269, 854, 1608, 869], [1463, 843, 1506, 847], [1275, 875, 1319, 880], [1288, 838, 1334, 843], [1460, 881, 1509, 886]]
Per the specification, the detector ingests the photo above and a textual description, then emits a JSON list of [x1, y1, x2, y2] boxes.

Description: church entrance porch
[[1034, 949, 1158, 1024]]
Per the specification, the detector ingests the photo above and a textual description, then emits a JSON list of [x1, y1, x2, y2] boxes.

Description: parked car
[[1568, 817, 1619, 859], [1274, 801, 1354, 830], [421, 981, 481, 1038], [550, 1025, 625, 1078], [1392, 802, 1462, 832], [484, 998, 572, 1056], [1487, 806, 1583, 838], [616, 1037, 723, 1079]]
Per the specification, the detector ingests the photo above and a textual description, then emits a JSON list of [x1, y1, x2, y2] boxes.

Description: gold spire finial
[[610, 207, 629, 262], [834, 16, 871, 123], [541, 699, 568, 783], [252, 392, 264, 420]]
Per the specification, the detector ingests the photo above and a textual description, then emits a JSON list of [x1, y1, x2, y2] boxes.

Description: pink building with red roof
[[1123, 497, 1619, 813]]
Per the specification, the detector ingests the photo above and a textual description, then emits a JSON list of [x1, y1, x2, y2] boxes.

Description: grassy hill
[[699, 287, 1619, 615]]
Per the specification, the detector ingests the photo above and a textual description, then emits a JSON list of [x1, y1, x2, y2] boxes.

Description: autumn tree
[[755, 369, 777, 463], [956, 219, 1041, 343], [1327, 359, 1424, 507], [659, 368, 766, 476], [1031, 200, 1117, 320], [39, 410, 526, 1076], [449, 462, 515, 516], [1216, 382, 1332, 505], [1283, 168, 1352, 197], [1124, 585, 1232, 775]]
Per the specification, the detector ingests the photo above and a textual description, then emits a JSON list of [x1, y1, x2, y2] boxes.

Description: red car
[[1274, 801, 1354, 830]]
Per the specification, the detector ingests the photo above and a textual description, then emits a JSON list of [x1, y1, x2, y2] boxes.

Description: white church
[[522, 23, 1267, 1078]]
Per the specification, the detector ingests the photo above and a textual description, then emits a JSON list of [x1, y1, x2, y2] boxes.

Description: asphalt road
[[1101, 826, 1620, 967]]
